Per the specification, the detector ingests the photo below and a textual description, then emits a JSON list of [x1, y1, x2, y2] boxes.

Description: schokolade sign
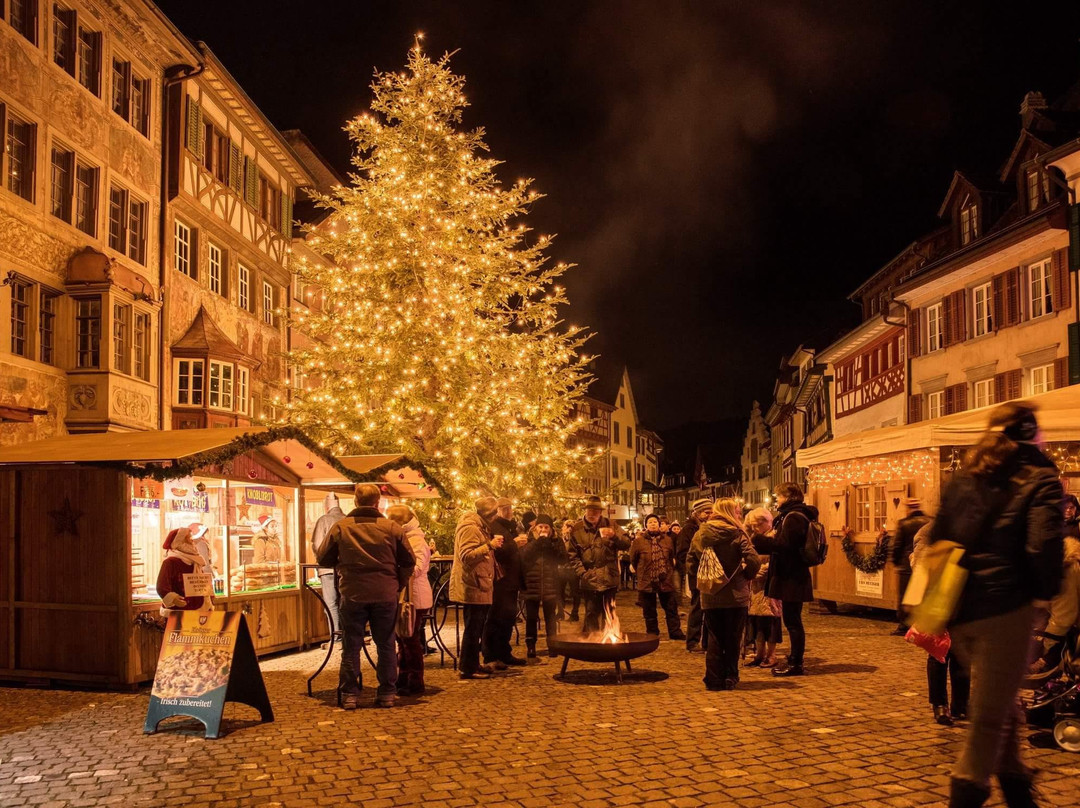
[[144, 611, 273, 739]]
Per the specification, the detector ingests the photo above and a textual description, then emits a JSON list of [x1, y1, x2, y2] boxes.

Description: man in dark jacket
[[567, 496, 630, 634], [482, 497, 527, 668], [679, 498, 713, 652], [890, 498, 931, 633], [753, 482, 816, 676], [631, 514, 685, 638], [315, 483, 415, 709], [521, 514, 566, 657]]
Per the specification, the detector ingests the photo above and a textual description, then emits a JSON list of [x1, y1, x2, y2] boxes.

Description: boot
[[949, 778, 990, 808], [526, 641, 537, 659], [997, 772, 1037, 808], [934, 705, 954, 726]]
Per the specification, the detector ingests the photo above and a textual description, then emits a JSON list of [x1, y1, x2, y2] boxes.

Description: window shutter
[[281, 191, 292, 238], [992, 274, 1005, 331], [908, 394, 923, 424], [907, 307, 922, 357], [1052, 247, 1071, 312], [1069, 204, 1080, 272], [944, 385, 956, 415], [1005, 267, 1021, 325], [1006, 368, 1022, 401], [244, 156, 259, 207], [994, 372, 1007, 404], [951, 289, 967, 344], [1054, 356, 1070, 390], [944, 383, 967, 415], [228, 142, 242, 194], [186, 97, 202, 160]]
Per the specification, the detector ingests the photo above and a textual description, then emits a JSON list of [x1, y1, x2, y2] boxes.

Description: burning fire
[[581, 598, 626, 644]]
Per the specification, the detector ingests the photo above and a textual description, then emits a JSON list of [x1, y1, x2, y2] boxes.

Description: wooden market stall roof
[[797, 384, 1080, 467], [0, 426, 444, 496]]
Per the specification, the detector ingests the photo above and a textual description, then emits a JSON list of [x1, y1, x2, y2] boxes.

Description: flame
[[582, 598, 626, 644]]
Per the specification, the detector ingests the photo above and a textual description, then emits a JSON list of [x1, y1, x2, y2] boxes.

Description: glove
[[162, 591, 187, 609]]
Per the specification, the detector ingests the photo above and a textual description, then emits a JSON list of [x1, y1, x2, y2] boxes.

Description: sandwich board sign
[[144, 610, 273, 739]]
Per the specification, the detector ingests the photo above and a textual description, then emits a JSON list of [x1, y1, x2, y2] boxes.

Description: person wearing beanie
[[483, 498, 528, 668], [450, 496, 504, 679], [156, 527, 212, 614], [679, 498, 714, 652], [309, 492, 346, 636], [567, 495, 630, 634], [631, 514, 685, 639], [521, 514, 567, 658], [521, 511, 538, 532]]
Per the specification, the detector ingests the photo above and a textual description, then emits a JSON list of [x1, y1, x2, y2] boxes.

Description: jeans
[[525, 598, 560, 646], [686, 589, 707, 649], [638, 590, 682, 637], [582, 589, 615, 634], [319, 571, 340, 634], [928, 650, 970, 710], [460, 603, 490, 675], [397, 607, 429, 694], [950, 605, 1035, 788], [338, 600, 397, 697], [703, 607, 747, 687], [482, 584, 520, 663], [781, 600, 805, 665]]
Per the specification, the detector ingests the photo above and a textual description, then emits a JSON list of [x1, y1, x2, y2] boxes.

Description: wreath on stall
[[840, 528, 890, 573]]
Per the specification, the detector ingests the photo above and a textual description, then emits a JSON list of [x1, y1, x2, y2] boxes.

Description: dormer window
[[960, 198, 979, 246], [1026, 169, 1046, 213]]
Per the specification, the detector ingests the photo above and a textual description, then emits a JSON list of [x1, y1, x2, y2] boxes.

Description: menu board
[[144, 611, 273, 739]]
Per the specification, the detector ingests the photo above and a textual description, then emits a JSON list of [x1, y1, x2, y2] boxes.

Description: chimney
[[1020, 91, 1048, 129]]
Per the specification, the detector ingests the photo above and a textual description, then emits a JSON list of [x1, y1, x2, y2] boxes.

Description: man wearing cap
[[567, 496, 631, 634], [482, 497, 528, 668], [310, 492, 346, 637], [316, 483, 415, 709], [451, 496, 505, 679], [890, 498, 931, 634], [679, 498, 713, 652]]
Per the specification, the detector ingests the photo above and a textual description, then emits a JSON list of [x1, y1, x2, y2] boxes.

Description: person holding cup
[[566, 496, 630, 634]]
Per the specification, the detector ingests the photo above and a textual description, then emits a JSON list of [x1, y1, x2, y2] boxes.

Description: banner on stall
[[167, 493, 209, 513], [144, 611, 273, 739], [244, 487, 276, 507]]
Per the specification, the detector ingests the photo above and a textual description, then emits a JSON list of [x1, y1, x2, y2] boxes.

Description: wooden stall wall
[[0, 467, 128, 685]]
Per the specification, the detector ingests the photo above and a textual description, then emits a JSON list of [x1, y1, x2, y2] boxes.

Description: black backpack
[[788, 511, 828, 567]]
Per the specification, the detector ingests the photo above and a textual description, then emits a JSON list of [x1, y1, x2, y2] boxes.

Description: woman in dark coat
[[931, 402, 1064, 808], [687, 498, 760, 690], [521, 515, 566, 658], [630, 514, 685, 640]]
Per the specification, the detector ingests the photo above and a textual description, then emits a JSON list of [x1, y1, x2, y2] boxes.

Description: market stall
[[798, 384, 1080, 610], [0, 426, 440, 688]]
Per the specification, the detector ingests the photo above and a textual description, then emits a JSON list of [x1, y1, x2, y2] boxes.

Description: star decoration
[[48, 497, 83, 538]]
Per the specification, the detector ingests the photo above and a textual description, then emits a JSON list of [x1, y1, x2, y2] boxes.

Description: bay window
[[75, 297, 101, 368], [175, 359, 205, 406], [208, 360, 234, 410], [112, 302, 130, 374]]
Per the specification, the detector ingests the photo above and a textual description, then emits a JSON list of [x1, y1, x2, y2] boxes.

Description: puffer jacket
[[753, 501, 817, 603], [930, 442, 1064, 624], [450, 512, 496, 605], [522, 519, 567, 601], [567, 516, 630, 592], [630, 531, 677, 592], [402, 517, 433, 610], [686, 521, 761, 609], [316, 507, 415, 603]]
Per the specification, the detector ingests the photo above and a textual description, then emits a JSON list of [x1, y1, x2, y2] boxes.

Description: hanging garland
[[840, 529, 890, 573]]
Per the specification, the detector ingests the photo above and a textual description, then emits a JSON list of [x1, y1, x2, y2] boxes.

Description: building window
[[4, 111, 36, 202], [111, 59, 129, 118], [49, 145, 72, 221], [108, 186, 146, 264], [1026, 170, 1046, 212], [611, 457, 618, 479], [133, 311, 150, 381], [174, 219, 194, 278], [202, 121, 230, 184], [625, 459, 633, 480], [1028, 258, 1052, 319], [236, 366, 249, 415], [208, 360, 233, 410], [52, 5, 75, 75], [111, 59, 148, 136], [960, 201, 979, 246], [926, 390, 945, 420], [207, 242, 224, 296], [38, 288, 56, 364], [613, 421, 620, 445], [75, 297, 101, 368], [972, 282, 992, 337], [619, 394, 625, 409], [973, 379, 994, 409], [626, 426, 633, 448], [112, 302, 130, 373], [76, 27, 100, 94], [10, 0, 38, 43], [855, 484, 887, 534], [1030, 364, 1053, 396], [258, 175, 282, 230], [50, 145, 97, 234], [9, 278, 30, 357], [262, 281, 275, 325], [238, 265, 251, 311], [927, 303, 944, 352], [175, 359, 204, 406]]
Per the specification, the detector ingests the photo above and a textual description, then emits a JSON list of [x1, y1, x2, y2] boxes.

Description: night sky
[[157, 1, 1080, 431]]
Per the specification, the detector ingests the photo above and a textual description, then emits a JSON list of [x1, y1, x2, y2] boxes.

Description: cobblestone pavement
[[1, 593, 1078, 807]]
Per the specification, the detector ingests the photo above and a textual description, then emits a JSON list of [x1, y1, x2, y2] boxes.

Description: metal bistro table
[[301, 564, 375, 700], [426, 554, 460, 669]]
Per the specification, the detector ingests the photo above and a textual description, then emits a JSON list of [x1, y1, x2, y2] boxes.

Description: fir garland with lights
[[281, 42, 596, 523], [840, 529, 890, 573]]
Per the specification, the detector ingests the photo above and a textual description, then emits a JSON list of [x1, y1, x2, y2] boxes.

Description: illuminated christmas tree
[[283, 42, 596, 519]]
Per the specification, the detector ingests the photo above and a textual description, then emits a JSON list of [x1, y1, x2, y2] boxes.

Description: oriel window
[[76, 297, 101, 369]]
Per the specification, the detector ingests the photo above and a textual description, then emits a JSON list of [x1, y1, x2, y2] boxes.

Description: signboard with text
[[855, 569, 885, 598], [144, 611, 272, 739]]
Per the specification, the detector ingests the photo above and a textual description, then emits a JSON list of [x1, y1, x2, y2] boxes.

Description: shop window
[[855, 484, 887, 534], [3, 110, 36, 202], [1030, 364, 1053, 396], [9, 277, 30, 357], [175, 358, 205, 406], [238, 264, 251, 311], [174, 219, 194, 279], [9, 0, 38, 44], [208, 360, 233, 410], [75, 296, 101, 368], [208, 241, 225, 296], [227, 483, 297, 595], [1028, 258, 1052, 319], [112, 301, 130, 373], [133, 311, 150, 381]]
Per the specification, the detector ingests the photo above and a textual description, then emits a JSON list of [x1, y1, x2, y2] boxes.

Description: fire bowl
[[548, 632, 660, 683]]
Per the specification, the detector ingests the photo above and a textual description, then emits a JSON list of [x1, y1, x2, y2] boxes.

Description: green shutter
[[1069, 204, 1080, 272], [228, 142, 242, 194], [186, 97, 202, 160], [281, 192, 293, 238], [244, 156, 259, 207]]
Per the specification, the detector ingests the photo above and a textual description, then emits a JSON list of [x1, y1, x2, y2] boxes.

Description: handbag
[[396, 578, 417, 637], [907, 541, 968, 636]]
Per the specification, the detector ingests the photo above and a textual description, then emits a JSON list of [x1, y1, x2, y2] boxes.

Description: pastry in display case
[[227, 485, 297, 595]]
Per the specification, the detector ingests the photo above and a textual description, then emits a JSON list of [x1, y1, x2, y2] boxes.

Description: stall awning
[[0, 426, 443, 496], [797, 384, 1080, 467]]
